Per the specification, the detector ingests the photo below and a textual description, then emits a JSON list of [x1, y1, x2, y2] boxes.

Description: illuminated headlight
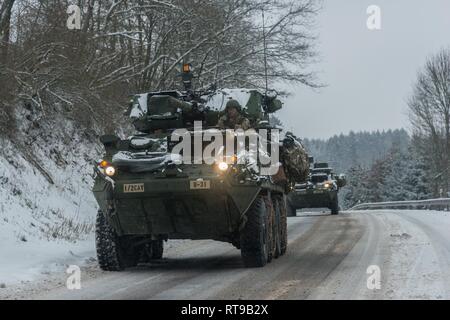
[[99, 160, 116, 177], [217, 162, 229, 171], [105, 166, 116, 177], [324, 183, 331, 188]]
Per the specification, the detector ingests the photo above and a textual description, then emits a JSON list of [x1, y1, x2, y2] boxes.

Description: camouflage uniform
[[281, 132, 309, 184], [218, 99, 251, 130], [218, 114, 251, 130]]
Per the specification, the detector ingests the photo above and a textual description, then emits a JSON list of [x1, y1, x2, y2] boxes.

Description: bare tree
[[409, 48, 450, 196], [0, 0, 16, 134], [83, 0, 320, 91], [1, 0, 320, 135], [0, 0, 16, 63]]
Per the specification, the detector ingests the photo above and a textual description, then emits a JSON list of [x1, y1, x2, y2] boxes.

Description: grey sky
[[278, 0, 450, 139]]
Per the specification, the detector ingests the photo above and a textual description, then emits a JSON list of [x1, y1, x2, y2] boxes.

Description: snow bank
[[0, 109, 102, 286], [0, 237, 95, 286]]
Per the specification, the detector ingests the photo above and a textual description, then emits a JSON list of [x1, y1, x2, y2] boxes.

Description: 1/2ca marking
[[124, 183, 144, 193]]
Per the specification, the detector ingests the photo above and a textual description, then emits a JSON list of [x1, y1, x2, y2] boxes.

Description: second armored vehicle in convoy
[[287, 162, 346, 216], [92, 65, 309, 270]]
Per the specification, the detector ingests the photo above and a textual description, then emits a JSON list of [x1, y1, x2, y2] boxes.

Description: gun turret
[[128, 65, 222, 132]]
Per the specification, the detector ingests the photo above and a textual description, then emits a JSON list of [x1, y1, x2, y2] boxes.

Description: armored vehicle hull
[[287, 186, 339, 216], [93, 73, 308, 270], [92, 132, 290, 270], [93, 167, 285, 241], [286, 162, 346, 217]]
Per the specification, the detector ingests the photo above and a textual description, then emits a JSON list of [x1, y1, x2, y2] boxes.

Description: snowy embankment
[[0, 109, 103, 287]]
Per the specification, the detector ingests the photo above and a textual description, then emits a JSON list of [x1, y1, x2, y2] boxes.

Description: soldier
[[218, 99, 251, 130]]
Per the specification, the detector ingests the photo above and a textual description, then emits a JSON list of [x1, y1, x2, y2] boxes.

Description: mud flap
[[228, 185, 262, 217], [92, 176, 114, 215]]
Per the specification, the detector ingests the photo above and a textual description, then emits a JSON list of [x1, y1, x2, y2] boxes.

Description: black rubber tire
[[273, 199, 282, 259], [240, 195, 270, 268], [331, 199, 339, 215], [151, 240, 164, 259], [96, 210, 125, 271], [266, 198, 273, 264], [278, 198, 288, 255], [95, 210, 137, 271]]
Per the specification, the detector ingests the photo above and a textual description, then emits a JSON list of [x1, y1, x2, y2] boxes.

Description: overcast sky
[[278, 0, 450, 139]]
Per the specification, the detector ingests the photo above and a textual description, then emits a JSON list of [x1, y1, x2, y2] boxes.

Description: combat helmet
[[225, 99, 242, 112]]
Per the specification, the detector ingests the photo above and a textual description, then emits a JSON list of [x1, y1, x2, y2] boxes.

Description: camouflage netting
[[281, 132, 310, 184]]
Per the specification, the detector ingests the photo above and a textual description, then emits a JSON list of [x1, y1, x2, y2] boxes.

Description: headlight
[[323, 181, 333, 188], [99, 160, 116, 177], [217, 162, 229, 171], [105, 166, 116, 177]]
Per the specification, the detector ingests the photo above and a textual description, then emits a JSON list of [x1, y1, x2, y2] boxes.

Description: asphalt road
[[31, 210, 450, 300]]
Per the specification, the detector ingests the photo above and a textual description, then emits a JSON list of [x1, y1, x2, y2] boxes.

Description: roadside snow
[[0, 137, 97, 287], [0, 237, 95, 286], [323, 209, 450, 300], [0, 111, 101, 288]]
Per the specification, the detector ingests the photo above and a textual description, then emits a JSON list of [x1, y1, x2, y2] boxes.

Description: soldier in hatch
[[218, 99, 251, 130]]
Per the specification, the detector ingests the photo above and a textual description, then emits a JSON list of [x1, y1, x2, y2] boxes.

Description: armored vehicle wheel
[[273, 199, 282, 259], [151, 240, 164, 259], [240, 195, 270, 268], [331, 199, 339, 215], [96, 210, 137, 271], [277, 198, 288, 255], [265, 198, 274, 264]]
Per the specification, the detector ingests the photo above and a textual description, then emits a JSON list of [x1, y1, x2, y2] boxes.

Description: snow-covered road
[[2, 210, 450, 300]]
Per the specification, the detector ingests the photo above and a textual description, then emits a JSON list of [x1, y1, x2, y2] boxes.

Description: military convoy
[[92, 65, 310, 270], [287, 162, 347, 216]]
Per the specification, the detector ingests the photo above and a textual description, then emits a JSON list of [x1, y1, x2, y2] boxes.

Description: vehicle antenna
[[262, 8, 269, 113]]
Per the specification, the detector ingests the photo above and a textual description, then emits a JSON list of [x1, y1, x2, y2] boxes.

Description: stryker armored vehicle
[[92, 65, 309, 270], [287, 162, 347, 216]]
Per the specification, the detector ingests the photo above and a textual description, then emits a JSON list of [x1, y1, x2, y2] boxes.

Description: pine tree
[[343, 164, 369, 208]]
